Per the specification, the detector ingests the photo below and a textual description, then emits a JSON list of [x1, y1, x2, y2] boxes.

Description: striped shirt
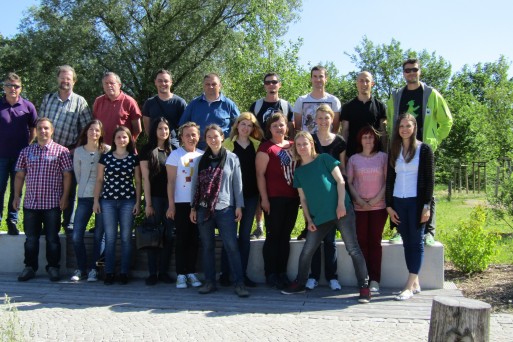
[[39, 92, 92, 147], [15, 140, 73, 209]]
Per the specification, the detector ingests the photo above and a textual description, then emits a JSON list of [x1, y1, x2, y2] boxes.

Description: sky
[[1, 0, 512, 77]]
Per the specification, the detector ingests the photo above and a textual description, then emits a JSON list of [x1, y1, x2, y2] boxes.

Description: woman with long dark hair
[[140, 117, 174, 285]]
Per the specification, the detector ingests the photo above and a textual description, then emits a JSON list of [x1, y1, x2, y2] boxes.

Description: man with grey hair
[[93, 72, 142, 145], [39, 65, 93, 232]]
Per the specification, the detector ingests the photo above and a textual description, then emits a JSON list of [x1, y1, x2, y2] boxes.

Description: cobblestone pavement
[[1, 274, 512, 341]]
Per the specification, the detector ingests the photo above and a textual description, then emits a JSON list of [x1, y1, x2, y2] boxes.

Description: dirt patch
[[445, 262, 513, 312]]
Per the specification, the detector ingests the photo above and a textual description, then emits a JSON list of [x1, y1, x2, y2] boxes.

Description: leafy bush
[[445, 206, 500, 274]]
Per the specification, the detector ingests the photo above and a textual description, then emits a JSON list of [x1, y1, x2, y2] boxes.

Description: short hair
[[3, 72, 21, 85], [203, 73, 220, 82], [355, 125, 380, 154], [293, 131, 317, 162], [229, 112, 264, 141], [310, 65, 327, 77], [315, 104, 334, 120], [155, 69, 172, 80], [264, 111, 288, 140], [178, 122, 201, 146], [57, 65, 77, 82], [102, 71, 122, 84], [402, 58, 420, 70], [263, 72, 280, 83], [357, 71, 374, 82], [36, 117, 54, 129]]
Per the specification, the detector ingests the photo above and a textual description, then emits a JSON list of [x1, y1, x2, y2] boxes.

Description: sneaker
[[244, 275, 257, 288], [87, 269, 98, 282], [424, 233, 436, 247], [281, 280, 306, 295], [279, 273, 291, 288], [413, 286, 422, 294], [70, 269, 83, 282], [250, 226, 263, 240], [158, 273, 174, 284], [47, 266, 60, 282], [329, 279, 342, 291], [18, 267, 35, 282], [369, 280, 380, 292], [305, 278, 318, 290], [389, 232, 402, 244], [296, 227, 308, 240], [395, 289, 413, 301], [234, 284, 250, 298], [219, 272, 231, 287], [358, 287, 371, 303], [176, 274, 187, 289], [198, 281, 217, 294], [187, 273, 202, 287], [145, 274, 158, 286], [118, 273, 129, 285], [266, 273, 282, 289], [104, 273, 115, 285], [7, 220, 19, 235]]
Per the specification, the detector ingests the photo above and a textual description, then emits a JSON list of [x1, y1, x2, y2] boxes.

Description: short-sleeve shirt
[[258, 140, 297, 198], [347, 152, 388, 211], [293, 153, 346, 225], [399, 87, 424, 140], [139, 146, 171, 198], [166, 147, 204, 203], [313, 134, 346, 160], [99, 152, 139, 200], [340, 96, 386, 156], [0, 96, 38, 158], [15, 140, 73, 209], [249, 99, 293, 130], [293, 93, 341, 134], [93, 92, 142, 145], [142, 95, 186, 147]]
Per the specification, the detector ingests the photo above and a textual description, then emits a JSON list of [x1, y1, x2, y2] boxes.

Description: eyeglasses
[[403, 68, 419, 74], [3, 83, 21, 89], [264, 80, 279, 85]]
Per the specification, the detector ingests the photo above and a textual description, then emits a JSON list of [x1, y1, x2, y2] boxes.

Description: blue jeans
[[198, 206, 244, 285], [72, 198, 104, 272], [296, 205, 369, 288], [101, 199, 135, 274], [62, 168, 77, 229], [393, 197, 425, 274], [309, 226, 337, 281], [221, 195, 258, 276], [145, 196, 174, 275], [0, 157, 18, 223], [23, 207, 61, 271]]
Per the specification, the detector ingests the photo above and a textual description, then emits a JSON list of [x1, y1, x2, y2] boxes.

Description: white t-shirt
[[165, 147, 204, 203], [293, 93, 341, 134]]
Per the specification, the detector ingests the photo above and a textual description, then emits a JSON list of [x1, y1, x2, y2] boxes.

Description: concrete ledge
[[0, 232, 444, 289]]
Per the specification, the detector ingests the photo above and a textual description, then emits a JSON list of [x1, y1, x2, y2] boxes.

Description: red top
[[258, 140, 298, 198], [93, 92, 142, 145]]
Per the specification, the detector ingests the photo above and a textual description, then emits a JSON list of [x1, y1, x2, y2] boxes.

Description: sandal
[[395, 289, 413, 301], [413, 286, 421, 294]]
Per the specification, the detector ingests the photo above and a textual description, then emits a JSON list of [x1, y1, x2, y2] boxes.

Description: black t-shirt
[[142, 95, 187, 148], [140, 146, 170, 198], [312, 134, 346, 160], [249, 100, 293, 131], [233, 141, 258, 198], [340, 97, 386, 157], [399, 87, 424, 140]]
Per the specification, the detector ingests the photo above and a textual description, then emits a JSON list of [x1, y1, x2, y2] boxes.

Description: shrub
[[445, 206, 500, 274]]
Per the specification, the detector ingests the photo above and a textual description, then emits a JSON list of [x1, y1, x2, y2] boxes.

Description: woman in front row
[[281, 131, 370, 304], [385, 114, 434, 301], [190, 124, 249, 298]]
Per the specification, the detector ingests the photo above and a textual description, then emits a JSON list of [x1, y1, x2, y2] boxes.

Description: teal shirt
[[293, 153, 351, 226]]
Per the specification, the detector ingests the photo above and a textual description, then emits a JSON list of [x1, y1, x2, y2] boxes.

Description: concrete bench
[[0, 232, 444, 289]]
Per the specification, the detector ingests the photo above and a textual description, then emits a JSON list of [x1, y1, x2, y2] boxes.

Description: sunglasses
[[264, 80, 279, 85], [3, 83, 21, 89], [403, 68, 419, 74]]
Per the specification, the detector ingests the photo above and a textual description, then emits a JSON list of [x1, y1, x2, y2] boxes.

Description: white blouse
[[393, 143, 421, 198]]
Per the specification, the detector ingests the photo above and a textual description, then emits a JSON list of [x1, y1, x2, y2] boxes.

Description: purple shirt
[[0, 96, 38, 158], [15, 140, 73, 209]]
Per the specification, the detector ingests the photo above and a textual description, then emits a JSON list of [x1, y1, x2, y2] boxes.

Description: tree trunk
[[428, 296, 491, 342]]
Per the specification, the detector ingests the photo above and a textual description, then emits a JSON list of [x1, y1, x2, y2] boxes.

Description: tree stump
[[428, 296, 491, 342]]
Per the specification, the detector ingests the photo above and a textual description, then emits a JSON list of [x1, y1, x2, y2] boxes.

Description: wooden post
[[448, 181, 452, 201], [428, 296, 491, 342], [472, 163, 476, 194]]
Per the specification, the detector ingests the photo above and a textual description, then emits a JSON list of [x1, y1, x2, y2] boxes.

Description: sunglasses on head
[[403, 68, 419, 74], [264, 80, 279, 85], [3, 83, 21, 89]]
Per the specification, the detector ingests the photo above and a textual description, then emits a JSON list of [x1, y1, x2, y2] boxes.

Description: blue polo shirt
[[0, 96, 38, 158]]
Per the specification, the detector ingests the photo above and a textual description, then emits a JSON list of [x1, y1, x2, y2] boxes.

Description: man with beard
[[142, 69, 186, 149], [39, 65, 92, 233]]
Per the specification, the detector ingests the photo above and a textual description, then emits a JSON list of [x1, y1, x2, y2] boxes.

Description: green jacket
[[223, 135, 261, 152], [386, 82, 453, 152]]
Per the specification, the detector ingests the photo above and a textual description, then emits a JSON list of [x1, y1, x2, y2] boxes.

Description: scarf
[[192, 147, 227, 221]]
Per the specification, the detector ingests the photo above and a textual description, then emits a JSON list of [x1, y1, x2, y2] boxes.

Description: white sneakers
[[187, 273, 202, 287], [87, 269, 98, 282], [305, 278, 318, 290], [329, 279, 341, 291], [369, 280, 380, 292], [176, 274, 188, 288], [176, 273, 202, 288]]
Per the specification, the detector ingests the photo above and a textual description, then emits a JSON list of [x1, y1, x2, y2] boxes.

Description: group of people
[[1, 58, 452, 302]]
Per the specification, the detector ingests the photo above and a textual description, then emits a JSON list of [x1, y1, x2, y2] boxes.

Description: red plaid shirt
[[15, 140, 73, 209]]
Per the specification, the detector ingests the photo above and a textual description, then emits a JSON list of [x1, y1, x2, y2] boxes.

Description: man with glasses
[[386, 58, 453, 246], [249, 73, 294, 133], [0, 73, 38, 235], [39, 65, 92, 233]]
